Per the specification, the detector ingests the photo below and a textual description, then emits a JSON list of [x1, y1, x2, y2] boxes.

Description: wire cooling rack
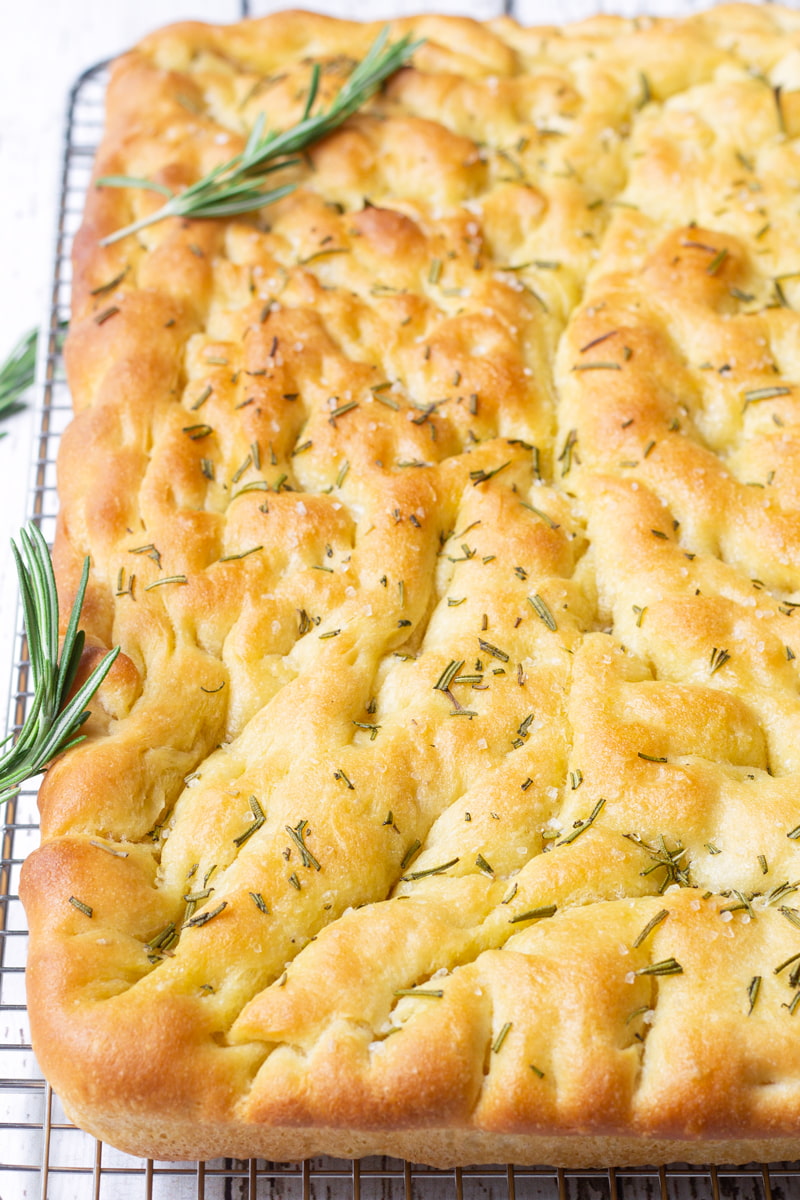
[[4, 8, 800, 1200]]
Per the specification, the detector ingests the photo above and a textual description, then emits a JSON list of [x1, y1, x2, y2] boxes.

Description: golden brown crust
[[19, 2, 800, 1166]]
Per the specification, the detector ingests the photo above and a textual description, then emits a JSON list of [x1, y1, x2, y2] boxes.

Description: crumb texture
[[20, 3, 800, 1164]]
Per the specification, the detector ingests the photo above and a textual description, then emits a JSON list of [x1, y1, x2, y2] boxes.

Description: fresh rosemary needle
[[0, 328, 37, 426], [97, 28, 423, 246], [0, 524, 120, 805]]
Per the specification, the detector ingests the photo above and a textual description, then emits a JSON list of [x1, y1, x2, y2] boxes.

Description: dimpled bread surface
[[19, 3, 800, 1166]]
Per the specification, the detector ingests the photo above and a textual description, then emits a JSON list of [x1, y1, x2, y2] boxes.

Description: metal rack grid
[[3, 11, 800, 1200]]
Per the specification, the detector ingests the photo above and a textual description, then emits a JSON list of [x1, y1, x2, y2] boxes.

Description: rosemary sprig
[[97, 29, 423, 246], [0, 524, 120, 804], [0, 329, 37, 425]]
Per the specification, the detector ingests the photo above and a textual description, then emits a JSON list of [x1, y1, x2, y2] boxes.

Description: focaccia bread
[[20, 3, 800, 1166]]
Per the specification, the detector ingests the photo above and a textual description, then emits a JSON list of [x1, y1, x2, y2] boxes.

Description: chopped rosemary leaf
[[508, 904, 557, 924], [475, 853, 494, 877], [520, 502, 558, 529], [637, 752, 667, 763], [146, 922, 177, 952], [767, 881, 797, 905], [492, 1021, 512, 1053], [572, 361, 621, 371], [328, 399, 359, 423], [250, 891, 269, 913], [558, 429, 578, 476], [400, 839, 422, 870], [143, 575, 187, 590], [631, 834, 691, 891], [434, 660, 465, 692], [625, 1005, 649, 1025], [394, 988, 443, 998], [219, 546, 263, 562], [779, 907, 800, 930], [233, 795, 266, 846], [772, 950, 800, 979], [90, 267, 129, 295], [638, 71, 652, 107], [747, 975, 762, 1015], [231, 453, 252, 484], [94, 305, 120, 325], [709, 646, 731, 675], [336, 460, 350, 488], [298, 246, 349, 265], [707, 248, 729, 276], [130, 542, 162, 566], [286, 819, 321, 869], [529, 1064, 545, 1078], [528, 593, 557, 631], [635, 958, 683, 977], [182, 424, 213, 440], [742, 386, 791, 408], [69, 896, 93, 917], [478, 638, 509, 663], [632, 908, 668, 948], [334, 767, 355, 790], [580, 331, 617, 354], [183, 900, 228, 929], [353, 720, 380, 740], [558, 797, 606, 845], [471, 461, 510, 486], [518, 714, 534, 739], [403, 856, 460, 881], [232, 480, 270, 499]]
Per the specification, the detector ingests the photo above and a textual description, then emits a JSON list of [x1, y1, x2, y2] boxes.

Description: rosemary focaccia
[[20, 3, 800, 1166]]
